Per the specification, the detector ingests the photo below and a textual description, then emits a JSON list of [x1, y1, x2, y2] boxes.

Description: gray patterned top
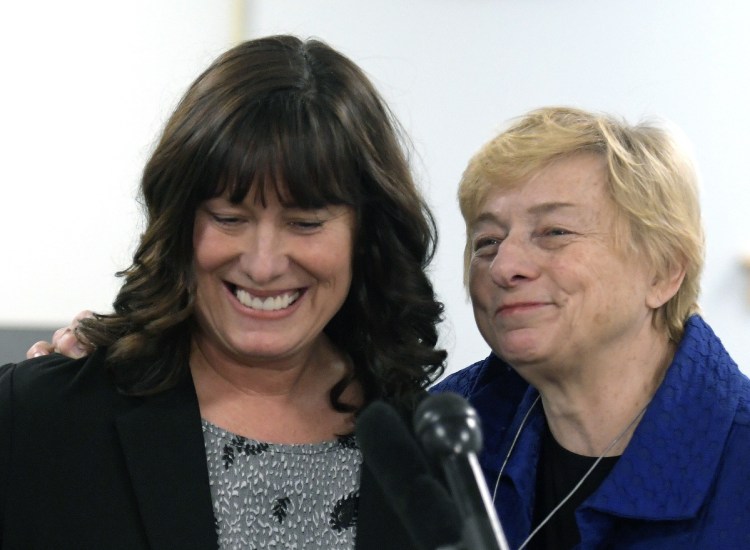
[[202, 419, 362, 549]]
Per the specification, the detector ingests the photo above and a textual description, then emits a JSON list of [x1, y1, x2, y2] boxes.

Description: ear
[[646, 260, 686, 309]]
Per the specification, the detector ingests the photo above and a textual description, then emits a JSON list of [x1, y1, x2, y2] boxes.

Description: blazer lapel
[[115, 374, 218, 550]]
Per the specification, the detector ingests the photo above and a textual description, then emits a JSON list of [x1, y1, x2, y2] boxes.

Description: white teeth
[[234, 288, 300, 311]]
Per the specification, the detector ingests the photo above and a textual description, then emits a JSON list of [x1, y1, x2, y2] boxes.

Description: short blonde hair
[[459, 106, 704, 342]]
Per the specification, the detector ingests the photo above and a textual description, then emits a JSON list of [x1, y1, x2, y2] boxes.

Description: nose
[[238, 222, 289, 285], [488, 234, 539, 288]]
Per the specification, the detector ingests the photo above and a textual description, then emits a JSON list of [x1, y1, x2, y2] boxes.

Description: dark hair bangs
[[207, 93, 364, 210]]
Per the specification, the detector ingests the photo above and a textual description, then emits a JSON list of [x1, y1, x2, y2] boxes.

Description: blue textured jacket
[[432, 316, 750, 549]]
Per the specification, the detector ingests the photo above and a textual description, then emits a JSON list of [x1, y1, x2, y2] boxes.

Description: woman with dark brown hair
[[0, 35, 447, 549]]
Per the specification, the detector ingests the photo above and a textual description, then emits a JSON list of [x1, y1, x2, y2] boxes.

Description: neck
[[537, 331, 674, 457], [189, 335, 360, 444], [190, 334, 343, 399]]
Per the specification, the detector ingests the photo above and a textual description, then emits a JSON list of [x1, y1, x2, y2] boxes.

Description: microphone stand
[[441, 451, 509, 550], [415, 393, 511, 550]]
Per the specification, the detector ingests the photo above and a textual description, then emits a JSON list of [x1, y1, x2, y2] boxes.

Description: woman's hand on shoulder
[[26, 310, 95, 359]]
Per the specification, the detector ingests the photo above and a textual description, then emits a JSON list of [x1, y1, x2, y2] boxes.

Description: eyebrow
[[528, 201, 578, 215], [473, 201, 578, 225]]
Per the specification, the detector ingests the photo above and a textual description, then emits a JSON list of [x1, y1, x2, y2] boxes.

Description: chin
[[496, 341, 547, 367], [223, 335, 292, 360]]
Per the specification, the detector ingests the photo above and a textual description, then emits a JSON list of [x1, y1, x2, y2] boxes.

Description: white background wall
[[1, 0, 749, 377]]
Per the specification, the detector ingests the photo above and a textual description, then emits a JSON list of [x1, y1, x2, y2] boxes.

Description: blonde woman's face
[[467, 153, 663, 379]]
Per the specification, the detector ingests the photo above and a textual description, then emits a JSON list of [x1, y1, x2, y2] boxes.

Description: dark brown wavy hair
[[78, 35, 446, 410]]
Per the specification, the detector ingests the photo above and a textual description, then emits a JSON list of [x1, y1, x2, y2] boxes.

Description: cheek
[[192, 246, 210, 275], [306, 227, 355, 286], [548, 253, 603, 299], [193, 229, 231, 274], [192, 224, 213, 272], [192, 264, 218, 313], [330, 251, 354, 291], [192, 239, 231, 306], [574, 261, 643, 321], [319, 252, 353, 292], [468, 274, 495, 322], [467, 275, 487, 309]]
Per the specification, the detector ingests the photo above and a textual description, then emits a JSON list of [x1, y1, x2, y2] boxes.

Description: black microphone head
[[414, 392, 483, 459]]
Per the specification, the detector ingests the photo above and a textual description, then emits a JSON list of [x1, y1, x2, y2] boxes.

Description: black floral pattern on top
[[272, 496, 291, 523], [202, 419, 362, 549], [330, 490, 359, 532], [337, 433, 357, 449], [221, 435, 270, 469]]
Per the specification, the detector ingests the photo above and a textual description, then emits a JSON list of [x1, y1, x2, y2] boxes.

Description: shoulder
[[0, 349, 126, 441], [0, 350, 118, 521], [1, 349, 111, 403], [671, 316, 750, 488], [677, 315, 750, 410], [431, 353, 527, 400], [431, 357, 490, 398], [431, 354, 529, 437], [678, 315, 739, 370]]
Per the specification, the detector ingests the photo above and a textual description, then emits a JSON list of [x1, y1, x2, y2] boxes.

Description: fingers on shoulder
[[26, 341, 54, 359]]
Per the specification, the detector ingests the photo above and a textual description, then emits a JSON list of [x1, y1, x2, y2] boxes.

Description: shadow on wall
[[0, 328, 58, 364]]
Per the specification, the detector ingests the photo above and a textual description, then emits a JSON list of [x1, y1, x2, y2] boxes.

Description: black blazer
[[0, 349, 416, 549]]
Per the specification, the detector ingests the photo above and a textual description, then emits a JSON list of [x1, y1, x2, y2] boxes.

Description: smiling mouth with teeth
[[232, 286, 301, 312]]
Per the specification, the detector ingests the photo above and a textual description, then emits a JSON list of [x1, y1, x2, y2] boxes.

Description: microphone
[[414, 392, 510, 550], [356, 400, 462, 550]]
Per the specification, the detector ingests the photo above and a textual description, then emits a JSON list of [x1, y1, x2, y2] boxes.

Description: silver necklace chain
[[491, 394, 648, 550]]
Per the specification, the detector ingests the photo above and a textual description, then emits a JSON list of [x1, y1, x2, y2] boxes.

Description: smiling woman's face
[[468, 153, 664, 378], [191, 186, 355, 367]]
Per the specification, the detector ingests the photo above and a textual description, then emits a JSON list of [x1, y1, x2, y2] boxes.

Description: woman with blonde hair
[[434, 106, 750, 549]]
